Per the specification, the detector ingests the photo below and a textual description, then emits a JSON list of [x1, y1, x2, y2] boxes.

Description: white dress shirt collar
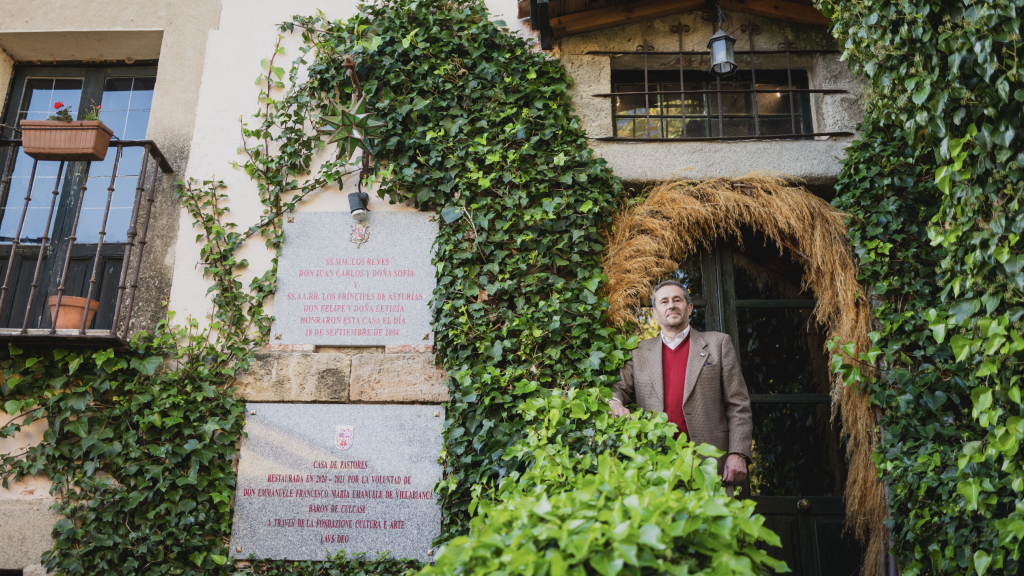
[[661, 326, 691, 350]]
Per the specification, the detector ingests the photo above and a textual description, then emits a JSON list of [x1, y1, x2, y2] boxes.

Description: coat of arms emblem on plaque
[[335, 425, 354, 450], [349, 222, 370, 248]]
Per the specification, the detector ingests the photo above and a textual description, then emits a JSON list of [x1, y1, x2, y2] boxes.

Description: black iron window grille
[[0, 65, 172, 347], [588, 24, 854, 142], [612, 70, 814, 139]]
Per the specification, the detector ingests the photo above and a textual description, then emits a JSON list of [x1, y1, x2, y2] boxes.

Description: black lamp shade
[[707, 29, 737, 77]]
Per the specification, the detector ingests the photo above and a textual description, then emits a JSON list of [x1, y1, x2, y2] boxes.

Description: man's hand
[[722, 454, 748, 484], [609, 398, 631, 418]]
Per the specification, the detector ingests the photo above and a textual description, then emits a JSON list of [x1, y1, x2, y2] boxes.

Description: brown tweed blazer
[[612, 329, 753, 471]]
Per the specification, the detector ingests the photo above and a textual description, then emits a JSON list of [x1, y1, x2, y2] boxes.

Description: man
[[610, 280, 753, 485]]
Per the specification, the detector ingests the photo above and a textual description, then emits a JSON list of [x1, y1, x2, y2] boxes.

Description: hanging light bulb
[[707, 0, 737, 77]]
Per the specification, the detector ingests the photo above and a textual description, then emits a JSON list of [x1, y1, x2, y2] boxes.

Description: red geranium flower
[[54, 102, 63, 109]]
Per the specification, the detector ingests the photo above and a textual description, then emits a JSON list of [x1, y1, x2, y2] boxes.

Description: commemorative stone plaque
[[229, 404, 444, 562], [272, 212, 437, 346]]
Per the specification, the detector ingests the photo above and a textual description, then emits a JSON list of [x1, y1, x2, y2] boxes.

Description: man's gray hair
[[651, 280, 692, 307]]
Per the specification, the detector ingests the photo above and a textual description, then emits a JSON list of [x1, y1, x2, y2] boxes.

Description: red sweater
[[662, 339, 690, 438]]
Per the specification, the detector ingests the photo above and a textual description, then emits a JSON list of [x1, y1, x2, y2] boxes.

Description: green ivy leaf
[[130, 356, 162, 376], [441, 206, 462, 224], [974, 549, 991, 576], [949, 335, 969, 362]]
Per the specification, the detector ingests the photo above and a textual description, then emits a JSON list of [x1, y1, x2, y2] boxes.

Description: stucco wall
[[557, 11, 865, 187]]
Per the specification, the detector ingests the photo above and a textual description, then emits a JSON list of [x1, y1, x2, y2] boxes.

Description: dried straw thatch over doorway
[[602, 175, 886, 575]]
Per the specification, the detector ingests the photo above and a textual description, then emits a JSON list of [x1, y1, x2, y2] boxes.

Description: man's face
[[652, 285, 693, 331]]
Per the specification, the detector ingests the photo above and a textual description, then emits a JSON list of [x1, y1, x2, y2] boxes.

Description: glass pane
[[77, 147, 146, 243], [0, 153, 69, 243], [716, 118, 755, 137], [632, 117, 661, 138], [708, 81, 752, 115], [665, 118, 709, 138], [614, 83, 650, 116], [733, 232, 814, 300], [74, 77, 156, 243], [18, 78, 84, 123], [661, 83, 704, 116], [1, 77, 84, 242], [636, 306, 706, 339], [755, 84, 793, 114], [758, 117, 800, 136], [99, 77, 156, 139], [662, 257, 703, 300], [615, 118, 635, 137], [739, 307, 842, 497], [749, 403, 844, 497], [738, 307, 824, 395]]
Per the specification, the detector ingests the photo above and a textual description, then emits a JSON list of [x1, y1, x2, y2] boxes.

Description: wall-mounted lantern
[[707, 28, 737, 77], [706, 0, 736, 78]]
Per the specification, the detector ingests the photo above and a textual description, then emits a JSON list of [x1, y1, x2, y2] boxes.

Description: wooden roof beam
[[550, 0, 705, 39], [546, 0, 830, 40], [724, 0, 831, 28]]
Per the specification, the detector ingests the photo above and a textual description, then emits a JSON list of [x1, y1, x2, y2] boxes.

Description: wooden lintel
[[726, 0, 831, 28], [550, 0, 705, 39]]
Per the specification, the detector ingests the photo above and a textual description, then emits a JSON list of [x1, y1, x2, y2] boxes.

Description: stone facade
[[350, 353, 449, 403], [234, 348, 448, 404], [558, 11, 865, 189]]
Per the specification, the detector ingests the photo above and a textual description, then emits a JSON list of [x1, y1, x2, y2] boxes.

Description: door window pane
[[737, 307, 824, 395], [0, 78, 85, 243], [749, 403, 844, 497], [738, 306, 844, 497], [18, 78, 83, 123], [98, 77, 156, 140], [733, 229, 814, 300], [77, 77, 156, 243]]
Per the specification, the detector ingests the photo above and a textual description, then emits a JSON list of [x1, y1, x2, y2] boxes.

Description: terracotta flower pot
[[47, 296, 100, 330], [20, 120, 114, 162]]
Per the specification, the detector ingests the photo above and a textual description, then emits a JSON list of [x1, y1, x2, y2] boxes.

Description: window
[[0, 65, 159, 335], [612, 70, 814, 139]]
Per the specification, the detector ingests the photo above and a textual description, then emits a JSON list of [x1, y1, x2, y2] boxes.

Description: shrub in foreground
[[422, 388, 787, 575]]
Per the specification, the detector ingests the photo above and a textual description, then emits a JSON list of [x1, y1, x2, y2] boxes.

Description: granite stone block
[[350, 354, 449, 403], [229, 404, 444, 563], [271, 212, 437, 346], [0, 499, 57, 570], [235, 352, 351, 402]]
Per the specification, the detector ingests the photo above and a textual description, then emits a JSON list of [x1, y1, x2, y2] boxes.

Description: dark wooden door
[[651, 231, 863, 575]]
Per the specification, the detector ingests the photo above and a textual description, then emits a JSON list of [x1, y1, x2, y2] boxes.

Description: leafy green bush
[[422, 388, 786, 576]]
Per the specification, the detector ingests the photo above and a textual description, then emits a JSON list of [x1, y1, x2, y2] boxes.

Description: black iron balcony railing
[[0, 139, 172, 348], [588, 23, 855, 142]]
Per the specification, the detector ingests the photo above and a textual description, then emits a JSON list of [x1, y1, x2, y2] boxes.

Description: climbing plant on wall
[[820, 0, 1024, 573]]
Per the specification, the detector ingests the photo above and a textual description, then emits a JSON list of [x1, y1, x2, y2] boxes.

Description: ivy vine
[[821, 0, 1024, 573]]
